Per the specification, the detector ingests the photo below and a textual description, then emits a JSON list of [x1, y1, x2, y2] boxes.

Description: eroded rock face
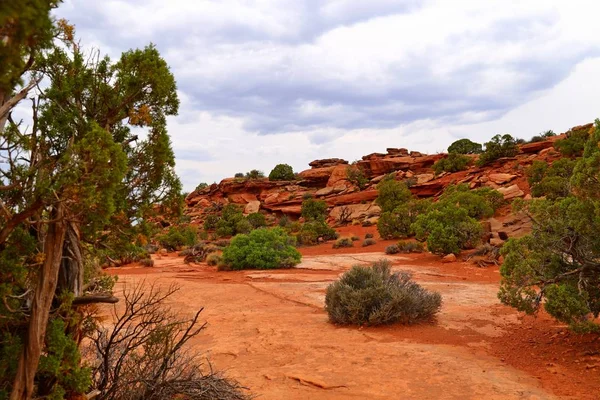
[[184, 124, 586, 226]]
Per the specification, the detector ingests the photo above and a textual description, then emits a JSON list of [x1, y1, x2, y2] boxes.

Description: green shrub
[[221, 227, 301, 270], [297, 220, 337, 245], [554, 127, 589, 157], [447, 138, 483, 154], [365, 232, 374, 239], [203, 214, 220, 231], [397, 241, 425, 253], [206, 253, 222, 266], [195, 182, 208, 191], [301, 198, 328, 221], [346, 166, 369, 190], [412, 205, 482, 255], [333, 237, 354, 249], [247, 212, 267, 228], [362, 238, 376, 247], [157, 225, 198, 251], [234, 172, 244, 178], [278, 215, 290, 227], [325, 260, 442, 326], [438, 184, 498, 219], [528, 158, 576, 200], [245, 169, 265, 179], [472, 186, 505, 212], [215, 204, 247, 237], [268, 164, 295, 181], [477, 134, 518, 166], [433, 153, 471, 174], [139, 258, 154, 267], [375, 178, 412, 213], [377, 199, 430, 239]]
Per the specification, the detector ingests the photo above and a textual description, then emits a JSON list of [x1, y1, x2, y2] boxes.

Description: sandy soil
[[106, 232, 600, 399]]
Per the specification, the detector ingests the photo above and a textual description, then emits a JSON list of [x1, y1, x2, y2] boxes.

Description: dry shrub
[[325, 260, 442, 326], [362, 238, 376, 247], [332, 237, 354, 249], [397, 241, 425, 253], [206, 253, 222, 266], [139, 257, 154, 267], [86, 282, 251, 400]]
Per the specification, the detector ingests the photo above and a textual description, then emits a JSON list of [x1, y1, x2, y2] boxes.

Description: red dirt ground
[[107, 225, 600, 399]]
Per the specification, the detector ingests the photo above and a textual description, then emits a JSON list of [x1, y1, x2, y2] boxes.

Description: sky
[[56, 0, 600, 191]]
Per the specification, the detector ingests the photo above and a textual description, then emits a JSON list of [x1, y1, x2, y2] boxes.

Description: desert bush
[[181, 242, 220, 264], [234, 172, 244, 178], [375, 178, 412, 213], [301, 198, 328, 221], [157, 225, 198, 251], [268, 163, 295, 181], [362, 238, 376, 247], [87, 282, 250, 400], [195, 182, 209, 192], [246, 212, 266, 229], [213, 239, 230, 248], [278, 215, 290, 227], [351, 235, 360, 241], [447, 138, 483, 154], [215, 204, 247, 237], [365, 233, 374, 239], [346, 166, 369, 190], [206, 253, 222, 266], [527, 158, 576, 200], [139, 258, 154, 267], [476, 134, 519, 166], [397, 241, 425, 253], [325, 260, 442, 326], [221, 227, 301, 270], [203, 214, 220, 231], [296, 220, 337, 245], [433, 153, 471, 174], [412, 204, 483, 255], [333, 237, 354, 249], [554, 127, 589, 157], [438, 184, 499, 219], [377, 199, 430, 239], [245, 169, 265, 179], [385, 244, 400, 254]]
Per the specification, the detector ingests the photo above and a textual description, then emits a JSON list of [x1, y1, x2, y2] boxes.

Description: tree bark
[[10, 205, 66, 400], [57, 221, 84, 297]]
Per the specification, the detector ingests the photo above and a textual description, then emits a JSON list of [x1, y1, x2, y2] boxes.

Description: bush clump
[[215, 204, 248, 237], [221, 227, 301, 270], [139, 257, 154, 267], [385, 244, 401, 254], [301, 198, 328, 221], [325, 260, 442, 326], [554, 127, 589, 157], [157, 225, 198, 251], [346, 166, 369, 190], [447, 138, 483, 154], [333, 237, 354, 249], [365, 232, 374, 239], [377, 199, 430, 239], [433, 153, 471, 174], [268, 164, 295, 181], [206, 253, 222, 266], [362, 238, 376, 247], [247, 212, 267, 229], [397, 241, 425, 253], [296, 220, 337, 245], [245, 169, 265, 179], [527, 159, 576, 200], [476, 134, 519, 166]]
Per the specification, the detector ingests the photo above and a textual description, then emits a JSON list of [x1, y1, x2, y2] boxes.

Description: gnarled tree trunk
[[10, 205, 66, 400]]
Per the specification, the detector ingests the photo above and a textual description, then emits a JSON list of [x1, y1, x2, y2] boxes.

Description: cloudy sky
[[56, 0, 600, 191]]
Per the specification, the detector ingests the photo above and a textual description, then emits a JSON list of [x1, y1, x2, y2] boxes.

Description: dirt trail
[[105, 249, 600, 400]]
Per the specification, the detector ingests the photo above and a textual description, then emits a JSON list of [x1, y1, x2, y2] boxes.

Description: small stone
[[441, 253, 457, 263]]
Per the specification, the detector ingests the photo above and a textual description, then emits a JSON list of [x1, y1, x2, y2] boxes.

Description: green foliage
[[447, 138, 483, 154], [412, 204, 482, 255], [195, 182, 208, 191], [397, 241, 425, 253], [377, 199, 430, 239], [477, 134, 519, 166], [527, 159, 575, 200], [157, 225, 198, 251], [203, 214, 220, 230], [554, 127, 589, 157], [325, 260, 442, 326], [296, 220, 337, 245], [433, 153, 471, 174], [221, 228, 301, 270], [37, 318, 91, 398], [268, 164, 295, 181], [499, 120, 600, 331], [215, 204, 247, 237], [247, 212, 267, 229], [333, 237, 354, 249], [301, 198, 328, 221], [438, 184, 500, 219], [206, 253, 222, 266], [375, 178, 412, 213], [245, 169, 265, 179], [346, 166, 369, 190], [234, 172, 244, 178]]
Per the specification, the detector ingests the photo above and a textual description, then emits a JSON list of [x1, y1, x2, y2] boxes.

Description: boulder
[[497, 184, 525, 200], [244, 201, 261, 215], [308, 158, 348, 168], [325, 190, 379, 206], [415, 173, 435, 185], [519, 140, 554, 154], [327, 165, 349, 187], [329, 204, 381, 222], [488, 173, 516, 185], [298, 166, 336, 183], [441, 253, 457, 263]]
